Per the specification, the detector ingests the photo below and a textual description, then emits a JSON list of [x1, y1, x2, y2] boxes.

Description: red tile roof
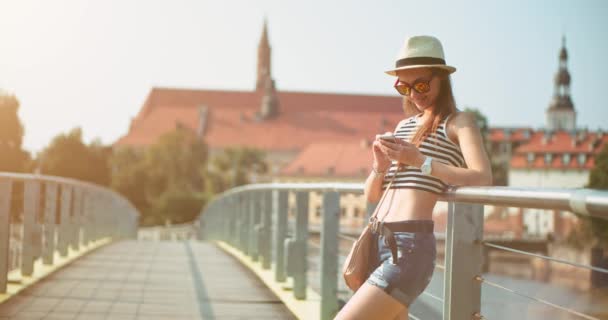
[[115, 88, 405, 151], [489, 127, 534, 142], [280, 141, 373, 178], [510, 130, 608, 169]]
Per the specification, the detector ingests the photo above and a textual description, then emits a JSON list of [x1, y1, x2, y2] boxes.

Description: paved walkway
[[0, 241, 296, 320]]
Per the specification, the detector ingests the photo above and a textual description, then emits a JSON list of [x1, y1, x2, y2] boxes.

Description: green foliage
[[0, 93, 31, 172], [580, 143, 608, 248], [111, 127, 211, 226], [110, 147, 149, 215], [37, 128, 112, 186], [148, 185, 209, 226], [463, 106, 507, 185], [205, 147, 268, 194], [589, 144, 608, 190]]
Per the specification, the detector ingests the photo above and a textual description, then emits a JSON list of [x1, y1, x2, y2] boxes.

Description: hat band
[[396, 56, 446, 68]]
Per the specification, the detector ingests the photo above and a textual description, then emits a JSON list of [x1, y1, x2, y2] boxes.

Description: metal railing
[[0, 172, 139, 293], [198, 183, 608, 320]]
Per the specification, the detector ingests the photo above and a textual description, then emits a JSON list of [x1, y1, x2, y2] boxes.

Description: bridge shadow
[[184, 241, 216, 319]]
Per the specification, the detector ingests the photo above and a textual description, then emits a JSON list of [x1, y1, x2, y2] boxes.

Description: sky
[[1, 0, 607, 154]]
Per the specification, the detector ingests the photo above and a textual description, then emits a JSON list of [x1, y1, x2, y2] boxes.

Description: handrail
[[1, 171, 140, 296], [211, 182, 608, 219], [199, 183, 608, 320]]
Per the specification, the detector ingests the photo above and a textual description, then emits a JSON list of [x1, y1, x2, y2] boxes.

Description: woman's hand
[[372, 133, 392, 171], [378, 137, 426, 167]]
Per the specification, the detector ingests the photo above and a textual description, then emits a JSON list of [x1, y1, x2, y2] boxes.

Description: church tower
[[546, 36, 576, 131], [256, 19, 272, 91], [254, 19, 279, 120]]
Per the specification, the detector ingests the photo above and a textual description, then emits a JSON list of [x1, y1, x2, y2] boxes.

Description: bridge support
[[284, 191, 309, 300], [443, 202, 484, 320], [320, 191, 339, 320], [0, 178, 13, 293]]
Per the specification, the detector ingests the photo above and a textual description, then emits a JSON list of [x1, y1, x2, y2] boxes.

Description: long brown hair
[[402, 68, 457, 147]]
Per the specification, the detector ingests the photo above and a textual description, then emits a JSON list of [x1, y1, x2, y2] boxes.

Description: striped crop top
[[381, 113, 466, 194]]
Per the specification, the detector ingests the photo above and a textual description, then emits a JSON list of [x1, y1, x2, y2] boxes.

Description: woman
[[335, 35, 492, 320]]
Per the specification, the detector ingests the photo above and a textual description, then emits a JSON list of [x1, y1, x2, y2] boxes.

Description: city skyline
[[1, 0, 607, 153]]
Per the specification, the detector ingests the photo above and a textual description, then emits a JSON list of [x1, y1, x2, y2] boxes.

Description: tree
[[205, 147, 268, 194], [0, 93, 31, 172], [110, 147, 149, 216], [463, 107, 507, 185], [566, 143, 608, 288], [143, 127, 208, 224], [581, 143, 608, 248], [37, 128, 112, 186], [110, 127, 209, 226]]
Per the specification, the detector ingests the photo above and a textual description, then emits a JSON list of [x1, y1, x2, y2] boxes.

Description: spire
[[256, 18, 272, 91], [546, 36, 576, 131], [551, 35, 572, 105], [260, 17, 269, 46]]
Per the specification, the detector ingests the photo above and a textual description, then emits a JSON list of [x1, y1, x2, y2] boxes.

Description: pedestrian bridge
[[1, 173, 607, 319]]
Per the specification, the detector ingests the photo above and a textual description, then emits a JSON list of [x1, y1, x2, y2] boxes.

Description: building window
[[341, 207, 346, 217], [544, 153, 553, 164], [315, 205, 321, 217], [578, 154, 586, 166], [563, 153, 571, 165], [353, 207, 360, 218], [527, 153, 534, 164]]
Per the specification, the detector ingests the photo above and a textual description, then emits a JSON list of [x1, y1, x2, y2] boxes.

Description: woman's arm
[[421, 111, 492, 186], [363, 164, 386, 203], [379, 112, 493, 186]]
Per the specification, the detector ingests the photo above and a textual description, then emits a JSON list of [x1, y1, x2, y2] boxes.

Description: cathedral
[[115, 21, 404, 180]]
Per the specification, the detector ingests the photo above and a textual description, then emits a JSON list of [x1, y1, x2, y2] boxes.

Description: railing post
[[42, 182, 57, 265], [250, 191, 260, 261], [443, 202, 484, 320], [321, 191, 340, 320], [241, 192, 250, 254], [0, 178, 13, 293], [58, 185, 71, 257], [233, 194, 240, 247], [22, 180, 40, 277], [274, 190, 288, 282], [81, 191, 90, 245], [260, 190, 272, 269], [71, 187, 82, 251], [287, 191, 309, 299]]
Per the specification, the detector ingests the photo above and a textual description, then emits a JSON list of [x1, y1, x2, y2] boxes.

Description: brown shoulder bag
[[341, 164, 401, 291]]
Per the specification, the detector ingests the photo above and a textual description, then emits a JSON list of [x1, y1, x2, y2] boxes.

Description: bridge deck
[[0, 241, 296, 320]]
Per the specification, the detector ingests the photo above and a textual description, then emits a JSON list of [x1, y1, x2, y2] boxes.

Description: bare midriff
[[374, 188, 439, 222]]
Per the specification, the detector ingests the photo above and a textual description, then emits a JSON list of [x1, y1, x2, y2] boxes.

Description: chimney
[[197, 105, 208, 138]]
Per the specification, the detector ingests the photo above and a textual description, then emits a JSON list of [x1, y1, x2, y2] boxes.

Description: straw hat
[[385, 35, 456, 76]]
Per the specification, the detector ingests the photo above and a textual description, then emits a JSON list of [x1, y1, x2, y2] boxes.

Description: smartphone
[[377, 133, 396, 142]]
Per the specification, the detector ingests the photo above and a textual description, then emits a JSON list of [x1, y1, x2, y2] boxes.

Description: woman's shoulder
[[444, 110, 480, 145], [447, 110, 480, 128]]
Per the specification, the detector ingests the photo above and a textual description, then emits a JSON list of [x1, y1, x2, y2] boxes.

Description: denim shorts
[[365, 222, 437, 307]]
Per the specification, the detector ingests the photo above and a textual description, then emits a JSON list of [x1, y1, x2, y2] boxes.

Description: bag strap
[[368, 162, 402, 225]]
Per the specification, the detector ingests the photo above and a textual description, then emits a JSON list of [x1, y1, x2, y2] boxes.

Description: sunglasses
[[393, 74, 435, 96]]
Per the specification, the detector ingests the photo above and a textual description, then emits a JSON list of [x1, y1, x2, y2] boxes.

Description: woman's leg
[[333, 282, 406, 320]]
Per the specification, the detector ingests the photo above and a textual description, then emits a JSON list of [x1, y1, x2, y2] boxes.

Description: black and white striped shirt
[[381, 113, 466, 194]]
